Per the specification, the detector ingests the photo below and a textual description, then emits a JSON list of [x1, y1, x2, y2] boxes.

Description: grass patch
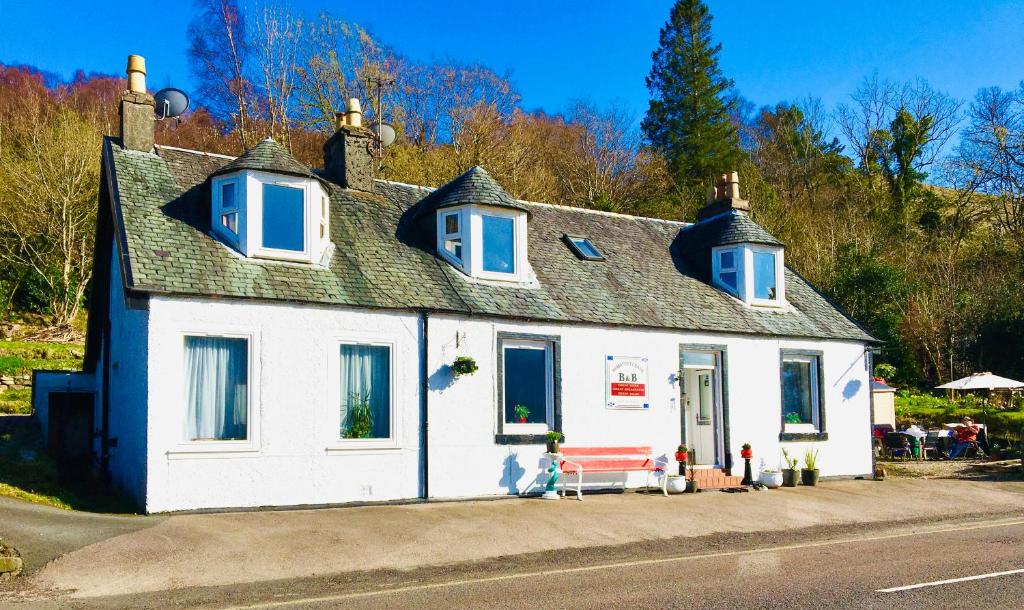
[[0, 419, 138, 513], [0, 340, 83, 377], [0, 388, 31, 415]]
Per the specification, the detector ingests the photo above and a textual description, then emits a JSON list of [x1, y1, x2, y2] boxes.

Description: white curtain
[[185, 336, 248, 440], [339, 344, 390, 438]]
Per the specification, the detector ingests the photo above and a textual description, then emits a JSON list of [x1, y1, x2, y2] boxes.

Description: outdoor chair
[[922, 431, 943, 460], [884, 432, 914, 460]]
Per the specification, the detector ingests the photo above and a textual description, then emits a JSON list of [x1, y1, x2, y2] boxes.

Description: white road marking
[[221, 516, 1024, 609], [877, 568, 1024, 593]]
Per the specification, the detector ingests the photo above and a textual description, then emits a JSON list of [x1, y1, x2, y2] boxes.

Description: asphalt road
[[19, 513, 1024, 609]]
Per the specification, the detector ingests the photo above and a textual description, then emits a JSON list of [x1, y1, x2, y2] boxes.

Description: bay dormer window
[[209, 138, 332, 265], [712, 243, 785, 307], [436, 205, 527, 282]]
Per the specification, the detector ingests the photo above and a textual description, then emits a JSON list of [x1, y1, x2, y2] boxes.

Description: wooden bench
[[559, 446, 666, 500]]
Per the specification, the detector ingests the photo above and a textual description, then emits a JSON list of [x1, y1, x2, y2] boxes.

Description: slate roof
[[678, 211, 784, 250], [103, 138, 875, 343], [210, 138, 328, 186], [415, 166, 529, 215]]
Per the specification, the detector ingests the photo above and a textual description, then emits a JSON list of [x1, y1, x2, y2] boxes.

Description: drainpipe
[[420, 311, 430, 499]]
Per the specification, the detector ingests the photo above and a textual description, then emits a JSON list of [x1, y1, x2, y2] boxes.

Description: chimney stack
[[119, 54, 155, 152], [323, 98, 374, 191], [697, 171, 749, 221]]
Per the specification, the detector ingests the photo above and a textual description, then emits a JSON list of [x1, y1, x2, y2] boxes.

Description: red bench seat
[[558, 446, 666, 500]]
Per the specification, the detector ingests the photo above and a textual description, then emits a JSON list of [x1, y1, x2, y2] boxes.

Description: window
[[564, 234, 604, 261], [184, 336, 249, 441], [220, 182, 239, 235], [320, 195, 328, 240], [482, 214, 515, 274], [753, 250, 778, 301], [261, 183, 305, 251], [338, 344, 392, 440], [781, 351, 824, 436], [497, 333, 560, 443], [717, 249, 738, 293], [442, 211, 463, 262]]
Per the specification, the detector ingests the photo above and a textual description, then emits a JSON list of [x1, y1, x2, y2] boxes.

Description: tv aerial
[[154, 87, 190, 121]]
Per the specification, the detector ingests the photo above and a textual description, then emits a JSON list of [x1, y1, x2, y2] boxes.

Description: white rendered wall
[[425, 315, 873, 499], [104, 240, 150, 507], [144, 296, 422, 512]]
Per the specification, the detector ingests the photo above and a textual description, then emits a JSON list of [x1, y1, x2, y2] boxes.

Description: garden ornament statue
[[542, 451, 562, 500]]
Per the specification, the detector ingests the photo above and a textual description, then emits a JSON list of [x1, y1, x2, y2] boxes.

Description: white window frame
[[712, 246, 741, 297], [211, 176, 245, 252], [319, 193, 330, 241], [438, 209, 465, 267], [500, 338, 554, 435], [749, 245, 785, 307], [250, 173, 311, 261], [170, 328, 261, 456], [325, 336, 400, 452], [436, 205, 528, 283], [781, 353, 821, 433]]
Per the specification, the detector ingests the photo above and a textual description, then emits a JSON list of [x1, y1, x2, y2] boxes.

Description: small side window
[[220, 182, 238, 235], [717, 249, 738, 293], [442, 211, 463, 262]]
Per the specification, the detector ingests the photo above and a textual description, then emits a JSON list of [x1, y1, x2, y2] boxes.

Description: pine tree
[[642, 0, 742, 189]]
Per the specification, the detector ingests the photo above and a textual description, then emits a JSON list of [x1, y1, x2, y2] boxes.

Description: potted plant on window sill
[[451, 355, 479, 379], [546, 431, 563, 454], [342, 396, 374, 439], [781, 447, 800, 487], [514, 404, 530, 424], [801, 448, 820, 486]]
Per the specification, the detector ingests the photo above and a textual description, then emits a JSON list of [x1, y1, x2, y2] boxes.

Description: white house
[[36, 57, 879, 513]]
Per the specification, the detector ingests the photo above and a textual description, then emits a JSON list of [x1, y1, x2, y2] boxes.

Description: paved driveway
[[0, 496, 160, 576]]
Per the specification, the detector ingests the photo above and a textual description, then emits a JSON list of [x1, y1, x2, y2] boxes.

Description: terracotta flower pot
[[518, 417, 527, 423]]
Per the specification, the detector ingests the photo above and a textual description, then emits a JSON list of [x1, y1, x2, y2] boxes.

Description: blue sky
[[1, 0, 1022, 132]]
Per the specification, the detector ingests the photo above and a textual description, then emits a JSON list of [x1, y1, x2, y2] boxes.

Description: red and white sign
[[606, 355, 650, 409]]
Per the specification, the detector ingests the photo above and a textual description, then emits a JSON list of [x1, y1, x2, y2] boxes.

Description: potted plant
[[451, 356, 479, 378], [740, 443, 753, 459], [342, 395, 374, 439], [685, 451, 700, 493], [758, 467, 783, 488], [674, 445, 689, 474], [514, 404, 530, 423], [781, 447, 800, 487], [801, 448, 820, 486], [546, 431, 563, 454]]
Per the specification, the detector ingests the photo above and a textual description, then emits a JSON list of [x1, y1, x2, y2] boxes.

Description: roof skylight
[[564, 234, 604, 261]]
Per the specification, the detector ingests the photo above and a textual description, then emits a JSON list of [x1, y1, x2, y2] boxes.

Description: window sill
[[779, 432, 828, 442], [495, 434, 549, 445], [325, 441, 400, 453], [166, 443, 261, 459]]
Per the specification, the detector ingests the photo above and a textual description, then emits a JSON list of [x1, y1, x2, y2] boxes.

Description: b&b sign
[[606, 355, 650, 409]]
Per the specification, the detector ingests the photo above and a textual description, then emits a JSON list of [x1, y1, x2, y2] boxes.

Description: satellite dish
[[154, 87, 190, 120], [370, 122, 397, 147]]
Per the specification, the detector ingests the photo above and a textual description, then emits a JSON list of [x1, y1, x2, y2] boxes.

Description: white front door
[[680, 349, 724, 466]]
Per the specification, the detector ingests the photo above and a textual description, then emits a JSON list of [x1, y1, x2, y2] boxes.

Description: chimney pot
[[346, 98, 363, 127], [697, 170, 749, 221], [126, 54, 147, 93]]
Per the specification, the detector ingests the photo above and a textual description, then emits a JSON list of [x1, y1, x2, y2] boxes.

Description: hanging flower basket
[[451, 356, 479, 378]]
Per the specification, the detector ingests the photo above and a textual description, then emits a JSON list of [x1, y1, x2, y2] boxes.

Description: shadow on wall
[[843, 379, 862, 401], [428, 364, 455, 391], [500, 453, 526, 494]]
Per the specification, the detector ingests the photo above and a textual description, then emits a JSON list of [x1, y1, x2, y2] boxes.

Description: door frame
[[679, 344, 731, 469]]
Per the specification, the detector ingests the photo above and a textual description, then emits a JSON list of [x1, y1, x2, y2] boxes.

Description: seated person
[[947, 417, 980, 459]]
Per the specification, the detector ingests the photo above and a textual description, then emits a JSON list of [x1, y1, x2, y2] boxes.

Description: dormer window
[[713, 243, 785, 307], [261, 183, 305, 252], [436, 206, 527, 282], [441, 210, 463, 262], [219, 181, 239, 235]]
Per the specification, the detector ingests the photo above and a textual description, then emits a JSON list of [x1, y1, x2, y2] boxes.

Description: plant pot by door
[[685, 479, 700, 493], [801, 468, 820, 486], [758, 471, 783, 488], [667, 476, 687, 494], [782, 468, 799, 487]]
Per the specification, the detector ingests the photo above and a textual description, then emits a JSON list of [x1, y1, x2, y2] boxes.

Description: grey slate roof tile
[[105, 139, 874, 343]]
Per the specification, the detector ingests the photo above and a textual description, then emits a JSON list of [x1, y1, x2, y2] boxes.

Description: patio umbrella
[[935, 372, 1024, 390]]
